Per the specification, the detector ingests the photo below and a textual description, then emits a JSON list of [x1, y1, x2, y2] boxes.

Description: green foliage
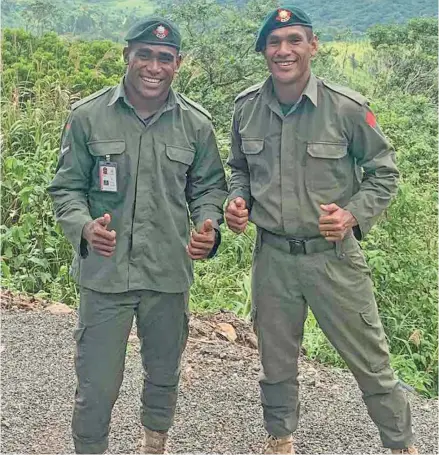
[[367, 18, 438, 101], [1, 6, 437, 397]]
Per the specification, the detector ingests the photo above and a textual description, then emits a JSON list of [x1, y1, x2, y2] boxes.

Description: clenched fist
[[82, 213, 117, 257], [187, 219, 216, 260], [225, 197, 248, 234]]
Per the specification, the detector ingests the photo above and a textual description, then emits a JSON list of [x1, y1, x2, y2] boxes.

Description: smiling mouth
[[140, 76, 162, 85], [275, 61, 297, 68]]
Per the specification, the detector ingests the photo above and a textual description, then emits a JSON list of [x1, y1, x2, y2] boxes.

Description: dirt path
[[1, 295, 437, 454]]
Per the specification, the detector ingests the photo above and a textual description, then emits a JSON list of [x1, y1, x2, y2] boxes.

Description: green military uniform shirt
[[227, 73, 399, 239], [49, 79, 227, 293]]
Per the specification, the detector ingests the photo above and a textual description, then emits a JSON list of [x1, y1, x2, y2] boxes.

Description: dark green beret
[[255, 5, 312, 52], [125, 16, 182, 51]]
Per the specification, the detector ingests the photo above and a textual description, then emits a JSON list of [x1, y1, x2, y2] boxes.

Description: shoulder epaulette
[[234, 82, 263, 103], [178, 93, 212, 120], [71, 86, 112, 110], [322, 80, 368, 106]]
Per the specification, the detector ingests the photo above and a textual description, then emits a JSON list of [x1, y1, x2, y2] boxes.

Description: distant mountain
[[2, 0, 437, 41], [219, 0, 437, 37]]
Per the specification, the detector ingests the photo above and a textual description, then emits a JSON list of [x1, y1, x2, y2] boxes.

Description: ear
[[123, 46, 130, 64], [310, 34, 319, 57], [175, 53, 183, 71]]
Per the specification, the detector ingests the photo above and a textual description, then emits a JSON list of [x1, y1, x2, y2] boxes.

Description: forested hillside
[[1, 0, 437, 397], [2, 0, 437, 40]]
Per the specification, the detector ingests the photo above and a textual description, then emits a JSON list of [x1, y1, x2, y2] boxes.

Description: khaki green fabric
[[49, 79, 227, 293], [73, 287, 189, 454], [252, 232, 413, 449], [227, 74, 399, 240], [228, 74, 412, 449]]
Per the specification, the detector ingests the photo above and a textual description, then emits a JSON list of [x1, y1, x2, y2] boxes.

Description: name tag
[[99, 161, 117, 192]]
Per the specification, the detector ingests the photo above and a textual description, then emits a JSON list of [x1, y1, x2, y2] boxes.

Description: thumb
[[235, 197, 245, 209], [96, 213, 111, 228], [320, 203, 339, 213], [200, 219, 213, 234]]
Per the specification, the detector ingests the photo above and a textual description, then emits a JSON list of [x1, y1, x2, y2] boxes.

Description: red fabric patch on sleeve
[[366, 111, 377, 128]]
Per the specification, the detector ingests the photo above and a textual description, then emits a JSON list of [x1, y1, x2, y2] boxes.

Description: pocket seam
[[306, 142, 348, 159], [166, 145, 195, 166], [87, 140, 126, 156], [242, 138, 264, 155]]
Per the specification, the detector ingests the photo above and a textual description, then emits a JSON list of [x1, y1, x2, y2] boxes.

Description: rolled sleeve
[[186, 123, 228, 232], [344, 104, 399, 239], [48, 113, 93, 256], [226, 108, 252, 211]]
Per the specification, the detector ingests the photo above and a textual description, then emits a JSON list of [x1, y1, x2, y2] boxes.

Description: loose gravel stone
[[1, 310, 437, 454]]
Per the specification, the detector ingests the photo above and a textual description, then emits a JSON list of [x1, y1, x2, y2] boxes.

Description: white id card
[[99, 162, 117, 192]]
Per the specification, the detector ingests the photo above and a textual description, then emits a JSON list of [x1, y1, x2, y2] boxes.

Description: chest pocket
[[165, 145, 195, 167], [164, 145, 195, 197], [305, 141, 351, 192], [87, 140, 127, 192], [241, 138, 271, 194], [242, 138, 264, 156]]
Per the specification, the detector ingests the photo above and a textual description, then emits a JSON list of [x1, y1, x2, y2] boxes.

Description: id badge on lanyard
[[99, 155, 118, 192]]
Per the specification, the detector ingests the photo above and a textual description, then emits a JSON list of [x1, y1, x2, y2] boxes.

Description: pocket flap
[[166, 145, 195, 166], [307, 142, 347, 159], [242, 138, 264, 155], [88, 140, 125, 156]]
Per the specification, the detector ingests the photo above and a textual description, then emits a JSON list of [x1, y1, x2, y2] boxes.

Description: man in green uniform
[[49, 16, 227, 454], [225, 6, 417, 455]]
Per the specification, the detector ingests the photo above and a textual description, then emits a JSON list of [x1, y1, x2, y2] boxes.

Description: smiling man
[[49, 16, 227, 454], [226, 5, 417, 455]]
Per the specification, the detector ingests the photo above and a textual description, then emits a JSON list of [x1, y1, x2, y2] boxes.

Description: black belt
[[260, 229, 337, 255]]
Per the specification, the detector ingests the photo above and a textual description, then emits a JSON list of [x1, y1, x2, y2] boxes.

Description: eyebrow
[[268, 33, 303, 41], [135, 48, 175, 59]]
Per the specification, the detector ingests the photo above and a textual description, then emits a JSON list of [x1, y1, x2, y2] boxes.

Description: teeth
[[277, 61, 296, 67], [141, 77, 161, 84]]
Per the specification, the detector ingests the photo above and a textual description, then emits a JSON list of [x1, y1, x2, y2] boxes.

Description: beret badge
[[276, 9, 292, 22], [153, 25, 169, 39]]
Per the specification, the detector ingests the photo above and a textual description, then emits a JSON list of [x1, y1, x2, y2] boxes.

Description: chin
[[141, 87, 165, 99], [273, 73, 299, 85]]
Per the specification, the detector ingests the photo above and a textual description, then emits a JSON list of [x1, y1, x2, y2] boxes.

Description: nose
[[146, 58, 161, 75], [276, 40, 291, 57]]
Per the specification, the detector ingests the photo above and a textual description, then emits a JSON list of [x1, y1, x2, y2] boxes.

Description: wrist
[[82, 221, 93, 241], [345, 210, 358, 228]]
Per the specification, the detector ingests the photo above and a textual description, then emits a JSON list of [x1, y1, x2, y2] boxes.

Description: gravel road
[[1, 309, 437, 454]]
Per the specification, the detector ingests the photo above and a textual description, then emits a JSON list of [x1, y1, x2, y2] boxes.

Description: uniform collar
[[261, 72, 318, 108], [107, 78, 187, 112], [107, 78, 133, 107]]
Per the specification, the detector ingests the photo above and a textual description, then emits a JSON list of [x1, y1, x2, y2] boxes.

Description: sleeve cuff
[[228, 189, 252, 211], [344, 203, 370, 241], [75, 218, 92, 258], [207, 228, 221, 259]]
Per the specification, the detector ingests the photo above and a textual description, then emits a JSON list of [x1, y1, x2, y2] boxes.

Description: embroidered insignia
[[153, 25, 169, 39], [276, 9, 292, 23], [366, 111, 377, 128]]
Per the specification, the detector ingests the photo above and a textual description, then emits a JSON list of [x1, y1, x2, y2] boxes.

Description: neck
[[273, 70, 311, 105], [124, 81, 169, 118]]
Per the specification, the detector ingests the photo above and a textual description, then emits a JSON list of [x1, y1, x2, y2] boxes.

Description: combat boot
[[263, 434, 295, 454], [140, 427, 168, 454], [391, 447, 418, 454]]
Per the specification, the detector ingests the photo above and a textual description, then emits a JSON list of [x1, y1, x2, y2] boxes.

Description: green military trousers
[[252, 229, 413, 449], [72, 287, 189, 454]]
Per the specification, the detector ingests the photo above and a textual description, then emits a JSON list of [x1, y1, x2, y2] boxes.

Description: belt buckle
[[287, 238, 306, 255]]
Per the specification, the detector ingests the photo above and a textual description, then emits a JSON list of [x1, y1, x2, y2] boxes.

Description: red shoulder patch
[[366, 111, 377, 128]]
